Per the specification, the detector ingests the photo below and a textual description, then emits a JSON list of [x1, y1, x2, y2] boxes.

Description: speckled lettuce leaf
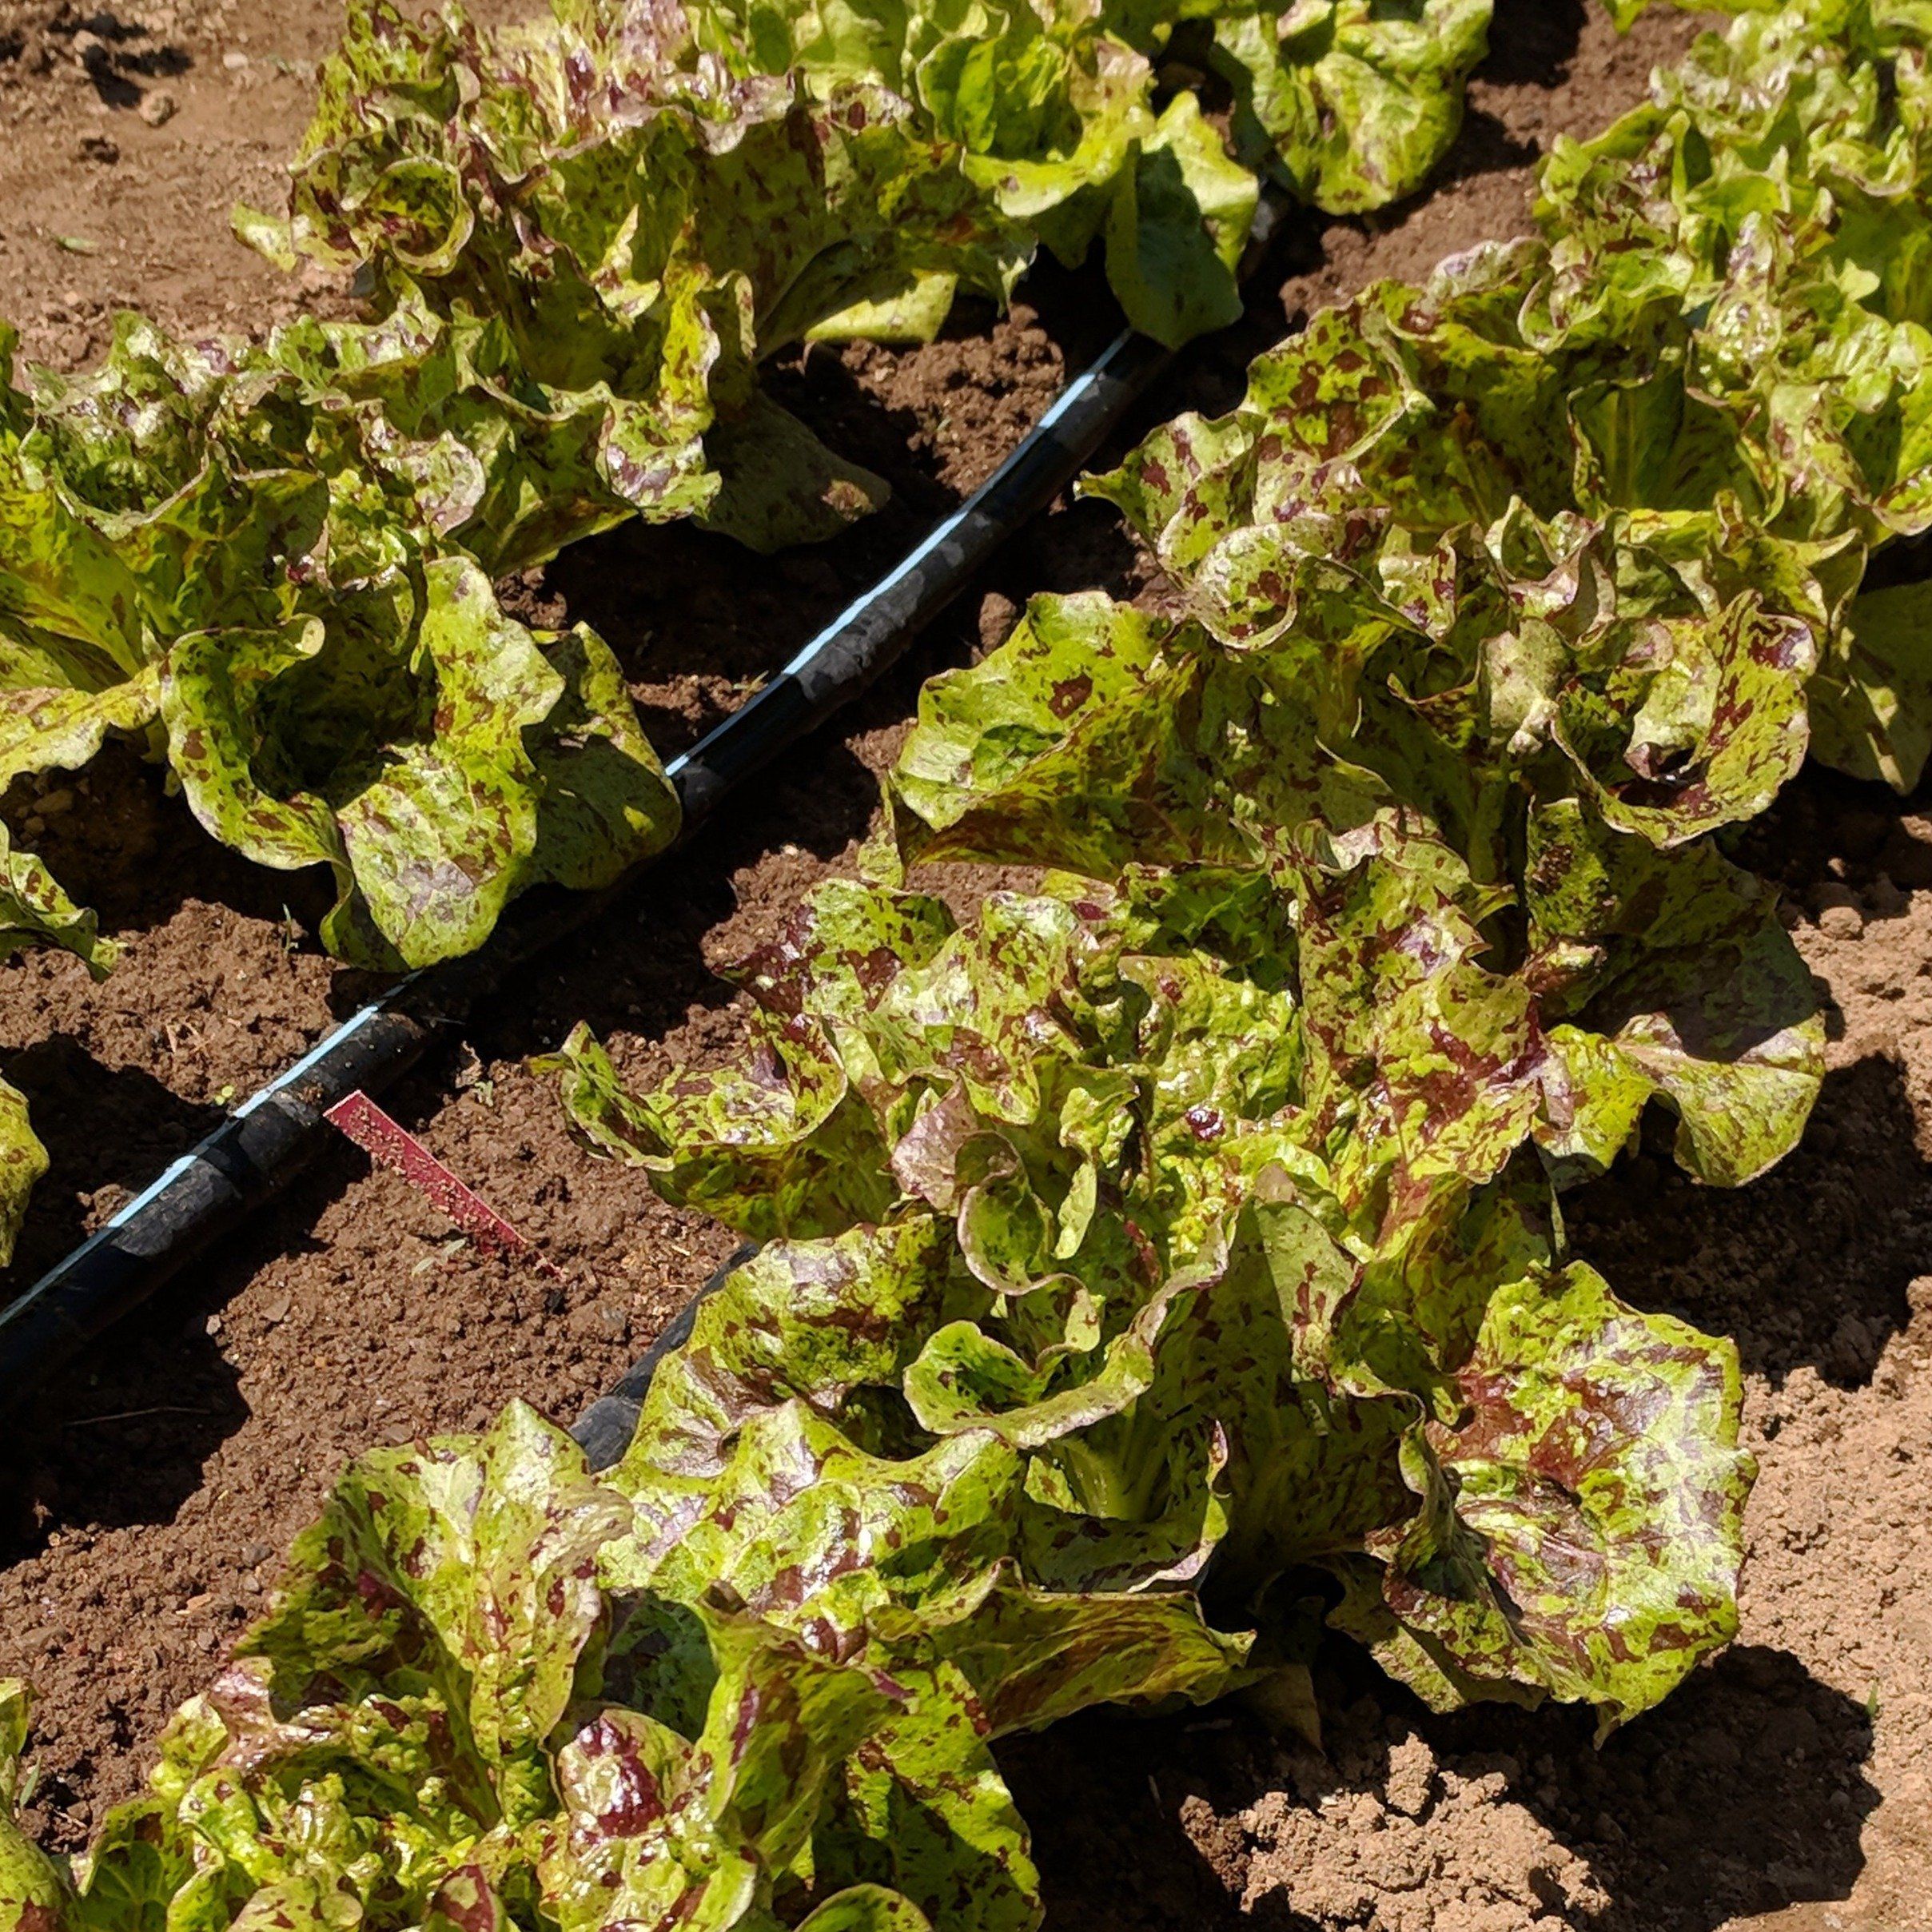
[[0, 1072, 48, 1271], [609, 1396, 1025, 1626], [24, 309, 398, 639], [927, 1577, 1249, 1735], [1087, 238, 1864, 870], [730, 874, 961, 1025], [238, 1400, 631, 1800], [159, 559, 627, 971], [0, 675, 162, 807], [881, 593, 1214, 878], [0, 1683, 30, 1809], [1548, 593, 1818, 850], [0, 824, 118, 980], [1211, 0, 1493, 215], [850, 883, 1108, 1127], [1104, 93, 1257, 348], [901, 1288, 1174, 1450], [574, 869, 1564, 1636], [1526, 799, 1823, 1185], [1809, 576, 1932, 791], [540, 1017, 899, 1242], [811, 1673, 1037, 1932], [699, 394, 893, 553], [1339, 1262, 1753, 1738], [1293, 828, 1541, 1215], [523, 623, 680, 894], [538, 1022, 665, 1165], [538, 1622, 901, 1932], [624, 1221, 952, 1480]]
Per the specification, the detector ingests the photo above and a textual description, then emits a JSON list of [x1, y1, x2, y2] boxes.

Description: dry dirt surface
[[1, 6, 1928, 1932]]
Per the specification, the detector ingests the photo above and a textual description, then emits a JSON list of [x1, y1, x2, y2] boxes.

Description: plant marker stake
[[325, 1090, 552, 1271]]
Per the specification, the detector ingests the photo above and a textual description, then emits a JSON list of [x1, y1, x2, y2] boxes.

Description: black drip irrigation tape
[[0, 190, 1292, 1415], [0, 322, 1173, 1414], [570, 1245, 753, 1472]]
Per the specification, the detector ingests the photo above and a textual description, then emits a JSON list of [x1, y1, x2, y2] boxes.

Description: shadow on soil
[[1480, 0, 1590, 88], [1, 743, 337, 946], [1569, 1054, 1929, 1389], [0, 1046, 229, 1288], [1, 1277, 249, 1555], [1006, 1643, 1877, 1932]]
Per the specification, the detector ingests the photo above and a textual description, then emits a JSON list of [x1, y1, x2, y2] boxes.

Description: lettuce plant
[[1, 1398, 1242, 1931], [260, 0, 1496, 372], [0, 312, 683, 978], [15, 8, 1926, 1932], [544, 865, 1762, 1728]]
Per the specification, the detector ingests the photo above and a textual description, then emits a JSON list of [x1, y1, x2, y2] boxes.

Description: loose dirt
[[1, 6, 1926, 1932]]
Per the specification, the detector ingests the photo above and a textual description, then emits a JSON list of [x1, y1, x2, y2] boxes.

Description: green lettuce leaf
[[1211, 0, 1493, 215], [1336, 1262, 1753, 1738], [0, 1071, 47, 1271], [1, 1681, 74, 1932], [1808, 576, 1932, 791], [160, 560, 675, 970], [1526, 799, 1823, 1185], [1103, 93, 1257, 346]]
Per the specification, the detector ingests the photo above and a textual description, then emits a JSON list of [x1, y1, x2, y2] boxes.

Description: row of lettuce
[[3, 2, 1919, 1930], [0, 0, 1540, 1261], [555, 0, 1915, 1803]]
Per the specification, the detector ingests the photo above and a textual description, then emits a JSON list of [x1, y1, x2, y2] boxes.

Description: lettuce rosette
[[546, 856, 1764, 1735]]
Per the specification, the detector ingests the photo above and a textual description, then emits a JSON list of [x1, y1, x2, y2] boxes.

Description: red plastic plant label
[[325, 1089, 535, 1260]]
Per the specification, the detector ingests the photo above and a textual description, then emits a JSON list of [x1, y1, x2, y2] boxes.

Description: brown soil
[[2, 6, 1927, 1932]]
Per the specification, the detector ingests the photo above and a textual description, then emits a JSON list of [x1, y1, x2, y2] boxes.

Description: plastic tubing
[[570, 1244, 754, 1471]]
